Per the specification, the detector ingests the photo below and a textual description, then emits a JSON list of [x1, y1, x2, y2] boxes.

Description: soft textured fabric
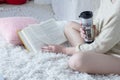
[[0, 40, 120, 80], [0, 17, 38, 45], [0, 0, 5, 4], [76, 0, 120, 54], [34, 0, 51, 5], [51, 0, 76, 20], [51, 0, 100, 20], [6, 0, 27, 5]]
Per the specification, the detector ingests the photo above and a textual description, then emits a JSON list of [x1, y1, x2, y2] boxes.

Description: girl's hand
[[80, 25, 97, 39], [41, 45, 77, 55], [41, 45, 66, 53], [80, 27, 85, 39]]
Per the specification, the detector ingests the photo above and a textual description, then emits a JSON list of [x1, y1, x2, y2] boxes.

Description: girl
[[42, 0, 120, 74]]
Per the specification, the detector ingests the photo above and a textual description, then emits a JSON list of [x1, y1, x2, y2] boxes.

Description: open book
[[18, 19, 67, 52]]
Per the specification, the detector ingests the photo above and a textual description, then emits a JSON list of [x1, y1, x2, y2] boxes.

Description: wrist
[[62, 47, 66, 53], [63, 47, 76, 55]]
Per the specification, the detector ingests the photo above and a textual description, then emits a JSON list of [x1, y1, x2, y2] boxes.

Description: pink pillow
[[0, 17, 38, 45]]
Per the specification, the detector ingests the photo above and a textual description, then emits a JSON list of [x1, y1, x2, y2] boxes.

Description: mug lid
[[79, 11, 93, 19]]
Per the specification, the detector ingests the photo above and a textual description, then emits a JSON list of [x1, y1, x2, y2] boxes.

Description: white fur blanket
[[0, 1, 120, 80], [0, 37, 120, 80]]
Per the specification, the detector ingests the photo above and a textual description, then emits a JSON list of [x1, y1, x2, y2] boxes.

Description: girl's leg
[[68, 52, 120, 74], [64, 21, 84, 47]]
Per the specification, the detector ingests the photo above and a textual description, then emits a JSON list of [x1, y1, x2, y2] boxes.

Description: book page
[[27, 19, 67, 44], [18, 28, 48, 52]]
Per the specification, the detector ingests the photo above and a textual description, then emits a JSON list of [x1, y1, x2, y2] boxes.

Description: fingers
[[41, 45, 63, 53], [41, 46, 51, 52], [80, 28, 85, 33], [41, 45, 55, 53], [80, 28, 85, 39]]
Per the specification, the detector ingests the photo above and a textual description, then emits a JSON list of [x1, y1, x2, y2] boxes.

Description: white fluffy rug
[[0, 1, 120, 80], [0, 38, 120, 80], [0, 1, 54, 21]]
